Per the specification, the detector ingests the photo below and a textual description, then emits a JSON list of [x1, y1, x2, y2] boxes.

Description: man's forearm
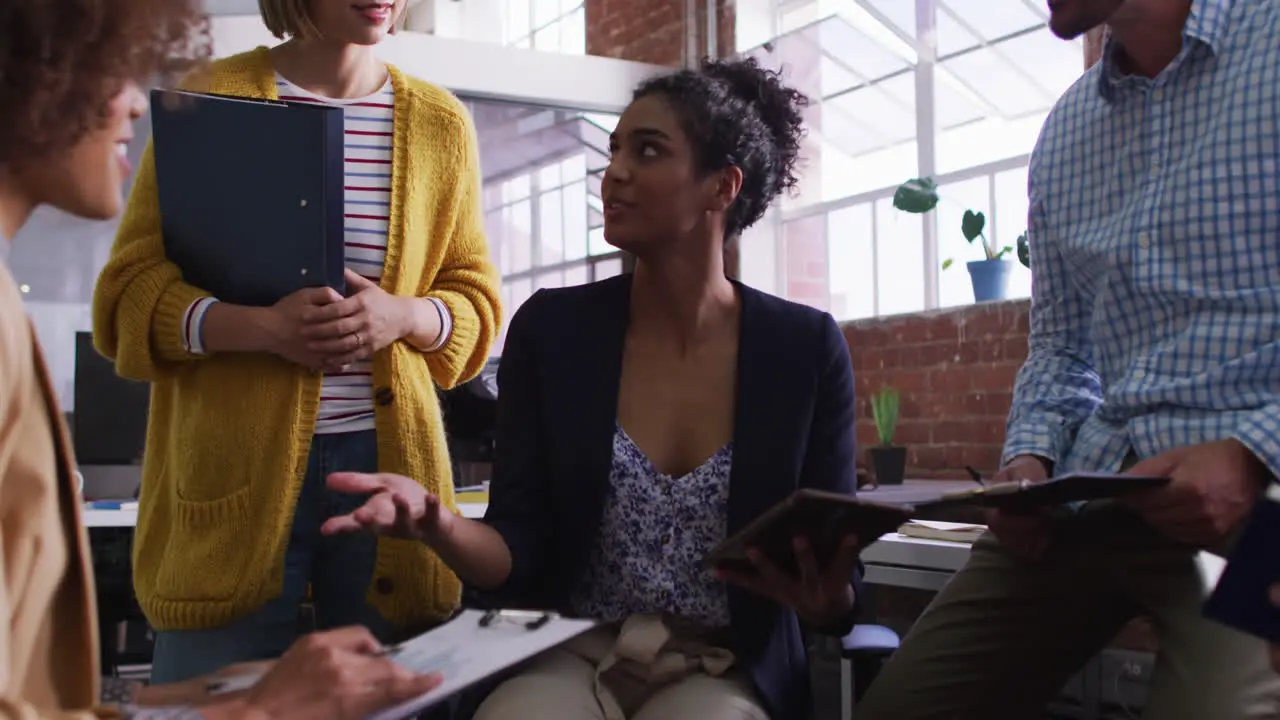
[[1002, 350, 1102, 464]]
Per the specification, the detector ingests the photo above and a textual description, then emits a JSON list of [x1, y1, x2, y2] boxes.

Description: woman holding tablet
[[324, 57, 863, 720], [92, 0, 500, 684]]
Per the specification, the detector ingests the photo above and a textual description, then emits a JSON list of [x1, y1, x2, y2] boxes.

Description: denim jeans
[[149, 430, 389, 684]]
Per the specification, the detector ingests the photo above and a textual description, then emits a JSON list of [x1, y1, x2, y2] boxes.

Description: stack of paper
[[897, 520, 986, 544]]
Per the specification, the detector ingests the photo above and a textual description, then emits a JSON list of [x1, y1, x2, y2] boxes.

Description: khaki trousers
[[856, 501, 1280, 719], [474, 614, 769, 720]]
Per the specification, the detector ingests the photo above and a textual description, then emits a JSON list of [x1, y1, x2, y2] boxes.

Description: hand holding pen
[[137, 627, 440, 720]]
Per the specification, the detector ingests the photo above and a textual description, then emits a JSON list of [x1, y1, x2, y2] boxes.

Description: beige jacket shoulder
[[0, 262, 104, 719]]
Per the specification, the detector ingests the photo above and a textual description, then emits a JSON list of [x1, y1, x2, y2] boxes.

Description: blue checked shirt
[[1003, 0, 1280, 477]]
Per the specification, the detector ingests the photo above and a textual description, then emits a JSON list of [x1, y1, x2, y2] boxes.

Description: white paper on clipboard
[[210, 609, 596, 719], [370, 609, 596, 720]]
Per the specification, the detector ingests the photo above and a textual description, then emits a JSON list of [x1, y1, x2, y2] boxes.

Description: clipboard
[[207, 609, 597, 719]]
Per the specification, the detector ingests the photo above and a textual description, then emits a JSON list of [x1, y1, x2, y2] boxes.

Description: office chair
[[841, 624, 900, 717]]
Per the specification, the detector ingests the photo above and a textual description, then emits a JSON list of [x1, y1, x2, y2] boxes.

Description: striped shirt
[[181, 74, 451, 435], [1003, 0, 1280, 477]]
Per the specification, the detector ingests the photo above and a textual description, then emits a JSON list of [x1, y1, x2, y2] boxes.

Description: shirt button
[[1132, 369, 1146, 380], [1137, 233, 1151, 249], [1152, 87, 1164, 102]]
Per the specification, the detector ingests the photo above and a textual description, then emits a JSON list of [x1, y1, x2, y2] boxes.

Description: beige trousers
[[474, 614, 769, 720], [856, 500, 1280, 719]]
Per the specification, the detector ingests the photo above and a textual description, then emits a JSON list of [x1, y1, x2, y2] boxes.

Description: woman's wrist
[[397, 296, 444, 350]]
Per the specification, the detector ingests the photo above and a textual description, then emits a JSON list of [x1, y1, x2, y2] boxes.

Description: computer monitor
[[73, 332, 149, 465]]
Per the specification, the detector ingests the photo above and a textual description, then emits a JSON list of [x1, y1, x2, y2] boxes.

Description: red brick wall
[[844, 300, 1031, 479], [585, 0, 735, 66]]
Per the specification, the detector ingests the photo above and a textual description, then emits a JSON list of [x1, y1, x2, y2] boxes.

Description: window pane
[[503, 175, 531, 202], [827, 204, 875, 321], [485, 210, 509, 274], [994, 167, 1032, 300], [537, 190, 563, 266], [508, 277, 533, 318], [939, 0, 1043, 40], [588, 226, 611, 256], [533, 0, 560, 27], [593, 257, 623, 280], [563, 181, 588, 261], [505, 0, 531, 41], [936, 176, 992, 308], [561, 153, 586, 182], [781, 215, 828, 311], [874, 197, 924, 315], [535, 270, 564, 290], [538, 162, 561, 189], [506, 200, 533, 273], [534, 24, 558, 52], [560, 9, 586, 55], [563, 263, 589, 287]]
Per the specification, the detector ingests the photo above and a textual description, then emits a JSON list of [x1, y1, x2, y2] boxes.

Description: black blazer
[[479, 274, 861, 719]]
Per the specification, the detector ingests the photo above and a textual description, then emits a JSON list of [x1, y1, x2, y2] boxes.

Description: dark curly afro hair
[[0, 0, 211, 168], [633, 56, 809, 241]]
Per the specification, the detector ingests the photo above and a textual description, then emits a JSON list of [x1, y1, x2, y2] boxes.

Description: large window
[[738, 0, 1084, 319], [503, 0, 586, 54], [468, 98, 624, 351]]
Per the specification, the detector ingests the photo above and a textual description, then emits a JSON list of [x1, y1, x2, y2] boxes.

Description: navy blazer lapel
[[726, 283, 781, 535], [562, 275, 631, 565]]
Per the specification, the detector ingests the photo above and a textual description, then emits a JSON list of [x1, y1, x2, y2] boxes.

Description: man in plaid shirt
[[858, 1, 1280, 718]]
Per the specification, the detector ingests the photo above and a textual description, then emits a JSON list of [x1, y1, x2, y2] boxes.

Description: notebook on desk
[[150, 89, 346, 306]]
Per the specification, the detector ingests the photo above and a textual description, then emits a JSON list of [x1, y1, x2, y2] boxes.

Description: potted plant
[[868, 385, 907, 486], [893, 177, 1029, 302]]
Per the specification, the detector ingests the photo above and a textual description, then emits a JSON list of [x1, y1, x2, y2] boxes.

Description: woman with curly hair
[[0, 1, 444, 718], [323, 57, 864, 720], [90, 0, 501, 684]]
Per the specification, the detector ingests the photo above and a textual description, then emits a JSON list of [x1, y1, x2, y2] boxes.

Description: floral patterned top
[[570, 424, 733, 629]]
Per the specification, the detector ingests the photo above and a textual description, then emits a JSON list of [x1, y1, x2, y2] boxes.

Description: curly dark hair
[[634, 56, 809, 240], [0, 0, 211, 167]]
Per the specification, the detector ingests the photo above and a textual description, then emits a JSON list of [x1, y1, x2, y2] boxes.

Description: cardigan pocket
[[154, 486, 253, 602]]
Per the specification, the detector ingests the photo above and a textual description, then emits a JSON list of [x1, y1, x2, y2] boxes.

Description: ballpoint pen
[[964, 465, 987, 487]]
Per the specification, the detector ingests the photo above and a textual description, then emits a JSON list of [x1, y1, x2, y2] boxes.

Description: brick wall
[[585, 0, 735, 66], [844, 300, 1030, 478]]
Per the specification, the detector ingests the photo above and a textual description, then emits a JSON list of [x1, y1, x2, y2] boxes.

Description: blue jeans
[[149, 430, 389, 684]]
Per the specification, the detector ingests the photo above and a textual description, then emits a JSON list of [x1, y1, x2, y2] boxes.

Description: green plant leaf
[[892, 177, 939, 214], [870, 385, 900, 446], [1016, 232, 1030, 268], [961, 210, 985, 243], [941, 258, 954, 270], [993, 246, 1012, 259]]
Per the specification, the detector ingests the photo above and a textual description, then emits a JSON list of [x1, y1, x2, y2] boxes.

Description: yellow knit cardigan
[[91, 48, 501, 632]]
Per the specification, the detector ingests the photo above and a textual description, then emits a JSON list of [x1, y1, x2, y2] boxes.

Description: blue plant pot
[[966, 259, 1014, 303]]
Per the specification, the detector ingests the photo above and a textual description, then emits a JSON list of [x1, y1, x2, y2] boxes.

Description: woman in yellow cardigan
[[91, 0, 500, 684]]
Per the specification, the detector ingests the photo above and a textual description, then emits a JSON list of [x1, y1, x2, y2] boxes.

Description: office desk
[[83, 502, 489, 529], [861, 533, 975, 591]]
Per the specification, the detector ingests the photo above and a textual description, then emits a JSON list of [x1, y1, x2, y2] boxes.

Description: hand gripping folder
[[149, 89, 347, 306], [206, 609, 597, 719]]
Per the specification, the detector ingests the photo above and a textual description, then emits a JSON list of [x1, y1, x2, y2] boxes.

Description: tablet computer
[[705, 489, 914, 576]]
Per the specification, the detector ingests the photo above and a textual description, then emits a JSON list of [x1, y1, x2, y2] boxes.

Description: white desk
[[83, 502, 489, 529], [861, 533, 975, 591]]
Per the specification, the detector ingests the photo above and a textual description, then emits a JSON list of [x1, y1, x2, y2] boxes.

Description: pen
[[964, 466, 987, 487]]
